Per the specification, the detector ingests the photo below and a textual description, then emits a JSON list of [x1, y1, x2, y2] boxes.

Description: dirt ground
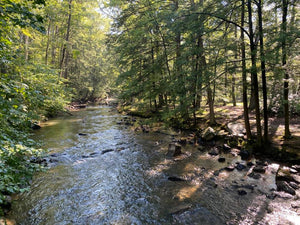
[[210, 105, 300, 158]]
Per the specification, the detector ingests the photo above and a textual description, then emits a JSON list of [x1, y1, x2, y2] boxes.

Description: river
[[7, 106, 300, 224]]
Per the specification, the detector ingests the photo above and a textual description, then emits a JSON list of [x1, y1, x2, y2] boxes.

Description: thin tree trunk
[[45, 19, 51, 65], [232, 26, 237, 107], [60, 0, 72, 79], [257, 0, 268, 143], [241, 0, 252, 139], [282, 0, 291, 138], [248, 0, 262, 146], [51, 25, 58, 65]]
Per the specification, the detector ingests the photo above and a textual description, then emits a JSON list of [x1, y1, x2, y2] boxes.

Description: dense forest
[[0, 0, 299, 217]]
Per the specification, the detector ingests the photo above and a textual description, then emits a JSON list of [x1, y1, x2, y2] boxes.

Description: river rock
[[230, 148, 240, 157], [236, 163, 247, 171], [208, 148, 219, 156], [276, 181, 296, 195], [253, 165, 266, 173], [168, 176, 186, 182], [218, 157, 226, 163], [223, 144, 231, 151], [31, 123, 41, 130], [227, 122, 245, 136], [289, 182, 299, 190], [102, 149, 114, 154], [202, 127, 216, 141], [247, 161, 255, 167], [248, 172, 261, 179], [238, 189, 247, 196], [292, 165, 300, 172], [167, 143, 182, 157], [239, 149, 250, 160], [275, 166, 300, 183], [225, 165, 235, 171], [291, 201, 300, 209]]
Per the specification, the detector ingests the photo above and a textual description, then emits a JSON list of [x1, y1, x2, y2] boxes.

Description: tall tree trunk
[[174, 0, 188, 120], [51, 25, 58, 65], [257, 0, 268, 143], [60, 0, 72, 79], [241, 0, 252, 140], [248, 0, 262, 146], [232, 26, 237, 107], [282, 0, 291, 138], [45, 19, 51, 65]]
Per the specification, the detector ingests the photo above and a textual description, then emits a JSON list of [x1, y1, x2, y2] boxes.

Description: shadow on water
[[7, 106, 300, 225]]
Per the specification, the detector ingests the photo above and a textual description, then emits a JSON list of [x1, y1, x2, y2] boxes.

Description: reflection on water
[[8, 106, 299, 225]]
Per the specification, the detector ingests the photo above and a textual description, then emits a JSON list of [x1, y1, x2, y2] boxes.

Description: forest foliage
[[106, 0, 299, 141], [0, 0, 115, 214]]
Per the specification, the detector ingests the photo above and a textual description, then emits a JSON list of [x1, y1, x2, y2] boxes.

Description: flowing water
[[7, 106, 300, 224]]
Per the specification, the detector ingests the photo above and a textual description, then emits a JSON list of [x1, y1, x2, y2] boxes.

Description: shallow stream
[[8, 106, 299, 224]]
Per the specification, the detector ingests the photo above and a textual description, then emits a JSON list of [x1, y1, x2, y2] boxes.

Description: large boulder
[[277, 181, 296, 195], [202, 127, 216, 141]]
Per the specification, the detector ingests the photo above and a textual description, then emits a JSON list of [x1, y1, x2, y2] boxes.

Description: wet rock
[[78, 133, 88, 136], [168, 176, 186, 182], [291, 201, 300, 209], [276, 181, 296, 195], [236, 163, 247, 171], [202, 127, 216, 141], [223, 144, 231, 151], [89, 152, 99, 157], [30, 157, 47, 165], [218, 157, 226, 163], [167, 143, 182, 157], [253, 165, 266, 173], [266, 193, 277, 200], [238, 189, 247, 196], [276, 166, 300, 183], [290, 168, 298, 174], [208, 148, 219, 156], [49, 153, 59, 157], [247, 161, 255, 167], [239, 149, 250, 160], [292, 165, 300, 172], [289, 182, 299, 190], [230, 148, 240, 157], [248, 172, 261, 179], [225, 165, 235, 171], [31, 123, 41, 130]]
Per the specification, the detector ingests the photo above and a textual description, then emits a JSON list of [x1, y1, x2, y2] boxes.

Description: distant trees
[[107, 0, 299, 143]]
